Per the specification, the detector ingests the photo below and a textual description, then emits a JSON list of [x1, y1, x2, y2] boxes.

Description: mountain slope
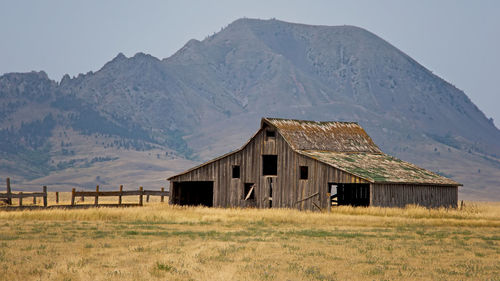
[[1, 18, 499, 199], [168, 19, 500, 155]]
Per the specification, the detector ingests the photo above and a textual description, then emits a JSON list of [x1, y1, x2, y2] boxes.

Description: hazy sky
[[1, 0, 499, 126]]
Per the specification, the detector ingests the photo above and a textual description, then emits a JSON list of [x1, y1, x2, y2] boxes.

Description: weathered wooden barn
[[168, 118, 461, 210]]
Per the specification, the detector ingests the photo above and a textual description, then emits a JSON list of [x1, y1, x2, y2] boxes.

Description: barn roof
[[262, 118, 381, 153], [298, 150, 460, 186], [169, 118, 460, 186]]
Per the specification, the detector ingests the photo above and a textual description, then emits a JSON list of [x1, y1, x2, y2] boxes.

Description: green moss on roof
[[299, 150, 460, 185], [350, 167, 387, 182]]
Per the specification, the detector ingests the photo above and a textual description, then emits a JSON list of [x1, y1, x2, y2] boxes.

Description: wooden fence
[[0, 178, 48, 207], [1, 177, 169, 208], [71, 185, 169, 206]]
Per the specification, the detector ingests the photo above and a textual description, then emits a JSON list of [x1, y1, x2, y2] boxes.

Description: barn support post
[[161, 187, 165, 202], [33, 195, 36, 205], [19, 192, 23, 206], [169, 182, 174, 205], [369, 184, 374, 206], [6, 177, 12, 205], [94, 185, 99, 206], [55, 192, 59, 204], [43, 186, 47, 207], [139, 186, 143, 206], [118, 185, 123, 205], [71, 188, 76, 206], [326, 192, 331, 213]]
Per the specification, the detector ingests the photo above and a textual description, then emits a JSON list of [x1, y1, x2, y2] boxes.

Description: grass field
[[0, 198, 499, 281]]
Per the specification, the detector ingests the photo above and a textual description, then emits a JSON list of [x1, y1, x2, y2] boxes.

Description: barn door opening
[[329, 183, 369, 207], [329, 183, 338, 206], [172, 181, 213, 207]]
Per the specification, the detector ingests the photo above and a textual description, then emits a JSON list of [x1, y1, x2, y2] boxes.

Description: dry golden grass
[[0, 200, 499, 281]]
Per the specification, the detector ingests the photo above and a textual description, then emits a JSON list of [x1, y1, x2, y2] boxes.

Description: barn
[[168, 118, 460, 210]]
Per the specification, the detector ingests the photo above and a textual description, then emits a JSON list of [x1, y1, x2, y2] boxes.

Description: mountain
[[1, 18, 499, 200]]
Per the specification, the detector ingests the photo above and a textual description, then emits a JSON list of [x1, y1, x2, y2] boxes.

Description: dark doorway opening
[[172, 181, 213, 207], [262, 155, 277, 175], [329, 183, 369, 207]]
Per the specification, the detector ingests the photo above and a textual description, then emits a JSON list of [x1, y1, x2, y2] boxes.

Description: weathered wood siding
[[169, 128, 368, 210], [371, 183, 458, 208]]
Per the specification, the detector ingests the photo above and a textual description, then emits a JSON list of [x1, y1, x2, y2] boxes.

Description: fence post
[[55, 192, 59, 204], [71, 188, 75, 206], [161, 187, 164, 203], [43, 186, 47, 207], [19, 192, 23, 206], [95, 185, 99, 206], [6, 177, 12, 205], [146, 194, 150, 203], [139, 186, 143, 206], [119, 185, 123, 205]]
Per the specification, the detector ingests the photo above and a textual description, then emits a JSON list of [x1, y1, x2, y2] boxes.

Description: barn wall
[[169, 127, 368, 210], [371, 183, 458, 208]]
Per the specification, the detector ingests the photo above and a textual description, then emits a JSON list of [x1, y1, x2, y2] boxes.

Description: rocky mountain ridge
[[1, 18, 499, 199]]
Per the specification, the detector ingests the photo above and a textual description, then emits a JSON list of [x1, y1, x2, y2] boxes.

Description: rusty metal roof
[[263, 118, 381, 153], [299, 150, 461, 185]]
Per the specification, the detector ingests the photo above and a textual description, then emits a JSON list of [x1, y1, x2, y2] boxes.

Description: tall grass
[[0, 202, 499, 280], [1, 201, 499, 227]]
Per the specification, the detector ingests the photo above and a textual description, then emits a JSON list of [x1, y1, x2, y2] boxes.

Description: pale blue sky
[[0, 0, 499, 126]]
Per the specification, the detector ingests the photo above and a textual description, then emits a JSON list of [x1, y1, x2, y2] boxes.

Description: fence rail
[[71, 185, 169, 206], [0, 178, 47, 206]]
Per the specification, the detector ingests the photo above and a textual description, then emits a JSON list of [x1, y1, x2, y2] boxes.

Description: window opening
[[244, 183, 255, 200], [266, 130, 276, 138], [232, 165, 240, 178], [300, 166, 308, 180], [262, 155, 277, 175]]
